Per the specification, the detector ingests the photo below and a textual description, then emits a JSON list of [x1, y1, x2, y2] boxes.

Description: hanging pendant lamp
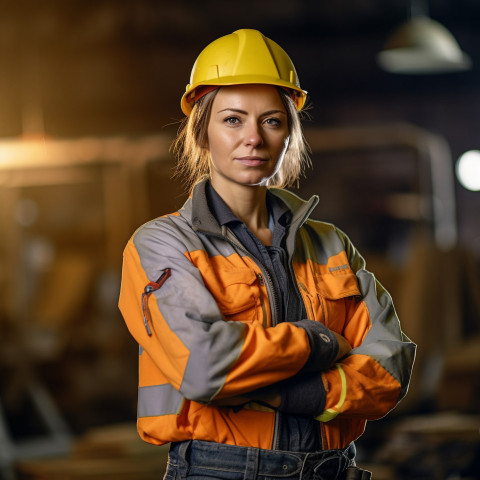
[[377, 1, 471, 74]]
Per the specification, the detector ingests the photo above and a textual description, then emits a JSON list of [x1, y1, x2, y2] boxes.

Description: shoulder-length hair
[[171, 87, 311, 194]]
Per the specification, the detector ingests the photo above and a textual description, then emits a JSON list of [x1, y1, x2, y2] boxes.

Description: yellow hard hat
[[181, 29, 307, 116]]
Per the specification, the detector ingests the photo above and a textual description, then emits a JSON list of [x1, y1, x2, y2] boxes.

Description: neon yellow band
[[316, 364, 347, 423]]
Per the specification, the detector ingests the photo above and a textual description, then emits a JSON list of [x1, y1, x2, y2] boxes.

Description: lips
[[236, 156, 268, 167]]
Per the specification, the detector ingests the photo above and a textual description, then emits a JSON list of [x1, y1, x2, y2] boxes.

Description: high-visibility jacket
[[119, 179, 416, 450]]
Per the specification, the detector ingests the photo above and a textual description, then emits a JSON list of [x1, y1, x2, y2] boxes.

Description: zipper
[[298, 282, 316, 320], [272, 411, 282, 450], [281, 200, 323, 451], [204, 228, 284, 449], [317, 293, 327, 324]]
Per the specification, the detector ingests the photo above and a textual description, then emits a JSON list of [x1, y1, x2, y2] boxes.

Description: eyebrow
[[216, 108, 287, 116]]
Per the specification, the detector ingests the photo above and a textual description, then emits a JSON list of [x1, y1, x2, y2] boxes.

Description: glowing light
[[456, 150, 480, 191]]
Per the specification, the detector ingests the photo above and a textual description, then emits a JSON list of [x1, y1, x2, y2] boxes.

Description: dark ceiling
[[0, 0, 479, 134]]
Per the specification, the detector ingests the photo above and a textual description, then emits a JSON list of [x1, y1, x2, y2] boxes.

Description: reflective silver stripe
[[353, 269, 415, 400], [138, 384, 184, 418]]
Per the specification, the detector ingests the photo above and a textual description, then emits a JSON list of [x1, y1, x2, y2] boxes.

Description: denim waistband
[[168, 440, 356, 480]]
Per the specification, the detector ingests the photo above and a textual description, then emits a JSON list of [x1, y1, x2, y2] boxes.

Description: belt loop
[[244, 447, 260, 480], [177, 440, 192, 480]]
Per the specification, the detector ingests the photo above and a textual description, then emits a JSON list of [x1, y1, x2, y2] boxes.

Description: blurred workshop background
[[0, 1, 479, 479]]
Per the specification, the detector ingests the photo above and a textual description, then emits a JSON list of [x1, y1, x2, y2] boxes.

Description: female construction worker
[[119, 29, 416, 479]]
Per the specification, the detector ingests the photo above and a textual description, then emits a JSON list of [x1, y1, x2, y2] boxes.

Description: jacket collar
[[181, 179, 319, 236], [269, 187, 319, 232]]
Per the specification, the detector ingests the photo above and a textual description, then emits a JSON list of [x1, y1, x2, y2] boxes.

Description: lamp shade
[[377, 16, 471, 74]]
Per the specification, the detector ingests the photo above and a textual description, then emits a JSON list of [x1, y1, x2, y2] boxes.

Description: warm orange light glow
[[0, 135, 171, 171]]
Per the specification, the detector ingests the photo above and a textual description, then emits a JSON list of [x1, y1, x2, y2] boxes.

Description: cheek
[[206, 137, 225, 171], [207, 138, 221, 164], [208, 131, 234, 158]]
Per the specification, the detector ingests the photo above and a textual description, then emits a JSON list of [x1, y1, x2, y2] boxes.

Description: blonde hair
[[171, 87, 310, 194]]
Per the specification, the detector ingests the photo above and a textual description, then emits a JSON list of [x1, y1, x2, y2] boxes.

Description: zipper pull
[[141, 268, 171, 336], [257, 273, 265, 286]]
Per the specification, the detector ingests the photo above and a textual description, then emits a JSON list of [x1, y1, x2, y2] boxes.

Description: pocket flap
[[315, 269, 361, 300], [219, 268, 258, 288]]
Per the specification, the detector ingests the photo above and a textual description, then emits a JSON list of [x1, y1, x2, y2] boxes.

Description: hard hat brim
[[181, 78, 307, 116]]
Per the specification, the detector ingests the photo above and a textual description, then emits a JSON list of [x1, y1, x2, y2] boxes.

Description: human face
[[207, 84, 290, 191]]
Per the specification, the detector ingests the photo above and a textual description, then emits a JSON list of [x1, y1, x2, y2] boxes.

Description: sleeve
[[317, 229, 417, 422], [118, 221, 336, 404], [278, 371, 326, 416]]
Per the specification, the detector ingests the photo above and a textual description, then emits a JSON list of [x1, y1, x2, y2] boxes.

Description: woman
[[119, 29, 416, 480]]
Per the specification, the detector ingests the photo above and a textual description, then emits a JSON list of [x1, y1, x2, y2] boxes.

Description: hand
[[332, 332, 352, 361]]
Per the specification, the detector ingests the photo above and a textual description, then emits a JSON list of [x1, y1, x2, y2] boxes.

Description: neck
[[211, 179, 272, 244]]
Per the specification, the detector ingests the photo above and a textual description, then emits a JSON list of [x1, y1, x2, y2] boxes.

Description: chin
[[237, 172, 276, 187], [239, 178, 271, 187]]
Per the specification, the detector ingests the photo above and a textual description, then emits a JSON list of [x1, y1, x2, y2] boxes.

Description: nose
[[244, 122, 263, 148]]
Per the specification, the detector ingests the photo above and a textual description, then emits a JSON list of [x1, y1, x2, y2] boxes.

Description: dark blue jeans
[[164, 440, 356, 480]]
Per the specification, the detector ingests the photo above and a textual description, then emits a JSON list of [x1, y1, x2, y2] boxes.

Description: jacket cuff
[[279, 371, 326, 416], [295, 319, 338, 372]]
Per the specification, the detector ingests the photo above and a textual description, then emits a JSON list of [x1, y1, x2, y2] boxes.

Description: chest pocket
[[297, 267, 361, 333], [209, 267, 261, 324]]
